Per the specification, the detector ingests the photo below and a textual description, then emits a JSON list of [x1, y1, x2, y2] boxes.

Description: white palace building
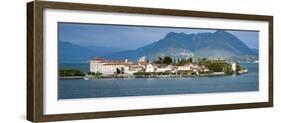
[[90, 57, 148, 75]]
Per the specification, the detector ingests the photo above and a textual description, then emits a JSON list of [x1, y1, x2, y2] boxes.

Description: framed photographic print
[[27, 1, 273, 122]]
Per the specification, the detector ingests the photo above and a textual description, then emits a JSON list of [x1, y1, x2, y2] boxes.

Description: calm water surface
[[58, 63, 258, 99]]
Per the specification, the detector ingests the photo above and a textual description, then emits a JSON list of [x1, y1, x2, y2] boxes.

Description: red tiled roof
[[93, 57, 106, 61]]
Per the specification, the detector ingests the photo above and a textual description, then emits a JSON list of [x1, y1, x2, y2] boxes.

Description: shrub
[[59, 69, 85, 77], [88, 72, 95, 75], [134, 72, 146, 76]]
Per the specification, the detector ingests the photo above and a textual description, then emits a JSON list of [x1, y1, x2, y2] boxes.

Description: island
[[59, 56, 248, 80]]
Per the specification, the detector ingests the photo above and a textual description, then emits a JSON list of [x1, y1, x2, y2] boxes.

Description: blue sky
[[59, 23, 259, 50]]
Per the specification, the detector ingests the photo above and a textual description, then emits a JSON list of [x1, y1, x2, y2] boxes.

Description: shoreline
[[59, 71, 248, 80]]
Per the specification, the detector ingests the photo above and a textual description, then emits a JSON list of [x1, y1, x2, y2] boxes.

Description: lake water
[[58, 63, 259, 99]]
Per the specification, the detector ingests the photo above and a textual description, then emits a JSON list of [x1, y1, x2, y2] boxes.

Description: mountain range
[[59, 41, 123, 63], [59, 30, 257, 62], [106, 30, 257, 60]]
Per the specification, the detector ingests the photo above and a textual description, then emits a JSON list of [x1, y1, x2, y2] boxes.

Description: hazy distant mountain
[[251, 48, 259, 54], [86, 45, 124, 56], [107, 30, 257, 60], [59, 41, 94, 63], [59, 41, 123, 63]]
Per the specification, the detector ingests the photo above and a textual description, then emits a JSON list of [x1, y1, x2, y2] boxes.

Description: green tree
[[178, 59, 187, 66], [187, 58, 193, 63], [96, 72, 102, 76], [154, 57, 163, 64], [163, 56, 173, 65], [223, 64, 234, 74], [173, 59, 176, 64], [59, 69, 85, 77], [199, 59, 235, 74], [236, 63, 242, 72], [202, 61, 225, 72]]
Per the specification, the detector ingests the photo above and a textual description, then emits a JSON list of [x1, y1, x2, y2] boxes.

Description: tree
[[209, 63, 224, 72], [59, 69, 85, 77], [202, 61, 224, 72], [187, 58, 193, 63], [223, 64, 234, 74], [236, 63, 242, 72], [163, 56, 173, 64], [177, 58, 180, 63], [173, 59, 176, 64], [154, 57, 163, 64], [178, 59, 187, 66]]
